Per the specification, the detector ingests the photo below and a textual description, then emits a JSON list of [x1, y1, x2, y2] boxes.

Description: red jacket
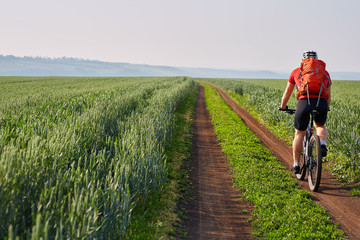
[[288, 67, 332, 100]]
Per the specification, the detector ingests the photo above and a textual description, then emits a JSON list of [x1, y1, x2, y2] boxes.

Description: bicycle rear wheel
[[308, 135, 322, 191]]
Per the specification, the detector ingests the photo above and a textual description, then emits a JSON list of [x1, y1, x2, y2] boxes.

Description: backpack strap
[[324, 74, 330, 86], [316, 82, 325, 107], [296, 71, 302, 91], [301, 65, 311, 105], [306, 82, 310, 105]]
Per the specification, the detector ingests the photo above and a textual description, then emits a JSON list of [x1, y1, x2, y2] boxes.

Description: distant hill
[[0, 55, 187, 77], [327, 72, 360, 81], [0, 55, 359, 80]]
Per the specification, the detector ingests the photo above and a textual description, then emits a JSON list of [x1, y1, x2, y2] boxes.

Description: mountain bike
[[278, 107, 322, 191]]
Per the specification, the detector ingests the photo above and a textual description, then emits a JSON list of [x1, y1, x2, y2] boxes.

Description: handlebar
[[278, 106, 296, 115], [278, 106, 329, 115]]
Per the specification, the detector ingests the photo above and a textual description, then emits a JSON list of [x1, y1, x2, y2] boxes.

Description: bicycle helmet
[[302, 50, 318, 60]]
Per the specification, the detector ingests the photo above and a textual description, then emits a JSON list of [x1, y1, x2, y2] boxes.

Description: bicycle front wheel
[[308, 135, 322, 191]]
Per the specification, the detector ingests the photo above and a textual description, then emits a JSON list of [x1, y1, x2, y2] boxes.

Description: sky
[[1, 0, 360, 73]]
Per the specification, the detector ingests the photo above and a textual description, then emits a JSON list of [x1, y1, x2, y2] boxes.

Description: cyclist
[[280, 50, 331, 174]]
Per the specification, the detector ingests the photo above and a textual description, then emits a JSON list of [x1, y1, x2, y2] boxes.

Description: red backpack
[[297, 58, 330, 104]]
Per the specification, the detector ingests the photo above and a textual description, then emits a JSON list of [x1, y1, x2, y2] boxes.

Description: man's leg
[[292, 99, 309, 173], [315, 124, 328, 142], [293, 129, 306, 167], [315, 124, 328, 156]]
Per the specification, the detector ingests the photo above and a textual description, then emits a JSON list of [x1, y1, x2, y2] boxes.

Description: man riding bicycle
[[280, 50, 331, 174]]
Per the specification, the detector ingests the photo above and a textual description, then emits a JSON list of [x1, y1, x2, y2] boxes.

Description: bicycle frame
[[302, 111, 316, 173], [279, 107, 322, 191]]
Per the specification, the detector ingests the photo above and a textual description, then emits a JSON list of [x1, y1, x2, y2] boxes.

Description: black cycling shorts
[[294, 98, 329, 131]]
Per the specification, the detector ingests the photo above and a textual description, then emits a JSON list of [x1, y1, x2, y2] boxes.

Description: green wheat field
[[0, 76, 359, 239]]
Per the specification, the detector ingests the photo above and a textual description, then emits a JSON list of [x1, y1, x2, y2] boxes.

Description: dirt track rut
[[179, 85, 254, 239]]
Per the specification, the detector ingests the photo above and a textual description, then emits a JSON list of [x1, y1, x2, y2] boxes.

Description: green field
[[1, 76, 358, 238], [202, 78, 360, 184], [0, 76, 195, 239], [213, 78, 360, 107]]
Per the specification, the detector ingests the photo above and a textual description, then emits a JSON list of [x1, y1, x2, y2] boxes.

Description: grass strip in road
[[127, 85, 197, 239], [203, 84, 345, 239]]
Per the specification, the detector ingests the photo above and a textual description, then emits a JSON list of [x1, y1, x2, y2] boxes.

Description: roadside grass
[[203, 84, 345, 239], [127, 85, 197, 239]]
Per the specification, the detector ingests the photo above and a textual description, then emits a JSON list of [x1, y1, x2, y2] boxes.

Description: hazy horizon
[[1, 0, 359, 73], [2, 54, 360, 81]]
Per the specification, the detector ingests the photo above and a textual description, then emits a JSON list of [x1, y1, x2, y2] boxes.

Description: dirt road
[[211, 84, 360, 240], [178, 83, 359, 239], [178, 85, 254, 239]]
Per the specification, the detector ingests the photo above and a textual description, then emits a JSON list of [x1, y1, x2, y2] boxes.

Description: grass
[[0, 75, 354, 238], [203, 83, 345, 239], [127, 84, 197, 239], [350, 186, 360, 196], [0, 76, 195, 239]]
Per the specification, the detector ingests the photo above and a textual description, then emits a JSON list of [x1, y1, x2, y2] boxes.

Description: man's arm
[[281, 82, 295, 109], [325, 71, 331, 107]]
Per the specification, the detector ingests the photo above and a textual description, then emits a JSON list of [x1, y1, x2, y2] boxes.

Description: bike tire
[[308, 135, 322, 191], [296, 151, 306, 180], [296, 132, 309, 180]]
